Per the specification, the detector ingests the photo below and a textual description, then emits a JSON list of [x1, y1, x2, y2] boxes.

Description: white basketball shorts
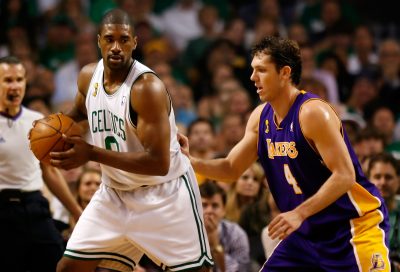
[[64, 169, 213, 271]]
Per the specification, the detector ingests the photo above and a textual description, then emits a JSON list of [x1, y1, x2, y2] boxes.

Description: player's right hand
[[49, 134, 92, 170], [268, 210, 303, 240]]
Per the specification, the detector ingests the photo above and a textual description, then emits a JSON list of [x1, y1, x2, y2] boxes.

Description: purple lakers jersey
[[257, 91, 385, 235]]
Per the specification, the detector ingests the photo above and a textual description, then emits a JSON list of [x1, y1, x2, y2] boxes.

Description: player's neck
[[104, 59, 133, 83], [103, 62, 134, 94], [271, 87, 300, 124]]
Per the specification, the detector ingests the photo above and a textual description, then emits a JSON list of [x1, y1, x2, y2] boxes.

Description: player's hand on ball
[[29, 113, 82, 164], [49, 135, 92, 170]]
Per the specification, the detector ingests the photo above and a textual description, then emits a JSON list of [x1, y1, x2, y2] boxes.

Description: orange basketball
[[29, 113, 82, 164]]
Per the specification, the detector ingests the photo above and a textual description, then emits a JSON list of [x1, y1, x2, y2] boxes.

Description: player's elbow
[[338, 167, 356, 189], [155, 157, 170, 176]]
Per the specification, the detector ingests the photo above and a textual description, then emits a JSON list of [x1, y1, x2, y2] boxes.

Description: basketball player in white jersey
[[49, 9, 213, 272], [0, 56, 82, 272]]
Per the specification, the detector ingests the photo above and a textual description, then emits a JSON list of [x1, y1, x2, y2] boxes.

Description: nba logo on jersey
[[92, 83, 99, 97], [370, 253, 385, 271], [290, 122, 294, 132], [265, 120, 269, 134]]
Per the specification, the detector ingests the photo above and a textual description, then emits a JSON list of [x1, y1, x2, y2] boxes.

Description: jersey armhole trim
[[128, 72, 172, 128]]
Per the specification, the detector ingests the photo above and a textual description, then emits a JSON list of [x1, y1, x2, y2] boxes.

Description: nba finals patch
[[93, 83, 99, 97], [370, 253, 385, 271]]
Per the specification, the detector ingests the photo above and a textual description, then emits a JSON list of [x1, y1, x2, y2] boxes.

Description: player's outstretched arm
[[179, 105, 263, 182], [294, 100, 356, 218], [41, 163, 82, 222]]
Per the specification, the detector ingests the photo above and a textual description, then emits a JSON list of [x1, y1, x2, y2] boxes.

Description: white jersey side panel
[[86, 60, 190, 190], [0, 107, 44, 191]]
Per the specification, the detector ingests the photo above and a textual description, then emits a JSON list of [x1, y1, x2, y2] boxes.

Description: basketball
[[29, 113, 82, 164]]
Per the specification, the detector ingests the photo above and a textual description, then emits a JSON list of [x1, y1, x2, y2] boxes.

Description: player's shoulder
[[77, 62, 99, 95], [299, 98, 340, 136], [132, 72, 165, 94], [246, 103, 267, 130], [249, 103, 267, 119], [300, 98, 335, 119], [79, 62, 98, 78]]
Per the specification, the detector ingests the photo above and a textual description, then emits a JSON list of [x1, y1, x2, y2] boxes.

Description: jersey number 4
[[284, 164, 303, 194]]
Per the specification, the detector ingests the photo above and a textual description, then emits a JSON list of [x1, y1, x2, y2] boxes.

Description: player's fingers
[[49, 159, 62, 168], [50, 158, 75, 170], [267, 216, 282, 233], [177, 133, 188, 147], [270, 225, 289, 240], [62, 134, 81, 144], [49, 149, 72, 159], [268, 216, 289, 238]]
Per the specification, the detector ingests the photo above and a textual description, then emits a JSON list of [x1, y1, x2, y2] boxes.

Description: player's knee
[[56, 257, 81, 272], [57, 257, 100, 272], [191, 266, 212, 272], [56, 258, 69, 272]]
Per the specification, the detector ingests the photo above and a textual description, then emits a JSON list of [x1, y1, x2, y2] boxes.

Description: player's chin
[[259, 95, 268, 103], [107, 58, 124, 67]]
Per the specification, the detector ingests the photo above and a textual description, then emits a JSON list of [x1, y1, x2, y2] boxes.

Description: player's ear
[[97, 34, 101, 48], [280, 66, 292, 81], [133, 36, 137, 50]]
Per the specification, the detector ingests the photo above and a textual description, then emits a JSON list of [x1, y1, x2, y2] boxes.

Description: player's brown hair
[[251, 36, 302, 86]]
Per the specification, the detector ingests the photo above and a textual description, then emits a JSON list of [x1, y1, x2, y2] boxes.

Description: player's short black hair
[[0, 56, 21, 65], [251, 36, 302, 86], [99, 9, 134, 35], [199, 180, 227, 205]]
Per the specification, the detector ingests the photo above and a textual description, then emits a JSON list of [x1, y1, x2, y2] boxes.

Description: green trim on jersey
[[64, 249, 135, 269], [167, 174, 214, 271]]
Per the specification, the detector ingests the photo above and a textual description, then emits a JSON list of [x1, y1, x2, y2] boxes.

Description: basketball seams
[[29, 122, 59, 143], [55, 113, 62, 130], [29, 113, 78, 164], [62, 120, 76, 151], [39, 134, 65, 161], [31, 119, 65, 161]]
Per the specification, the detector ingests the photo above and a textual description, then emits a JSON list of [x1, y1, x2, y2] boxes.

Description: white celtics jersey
[[0, 107, 44, 191], [86, 59, 190, 190]]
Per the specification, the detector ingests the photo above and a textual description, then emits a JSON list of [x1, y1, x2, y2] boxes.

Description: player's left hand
[[177, 132, 190, 157], [267, 210, 303, 240], [49, 134, 92, 170]]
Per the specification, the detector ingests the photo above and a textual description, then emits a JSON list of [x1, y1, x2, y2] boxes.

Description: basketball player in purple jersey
[[179, 36, 391, 271]]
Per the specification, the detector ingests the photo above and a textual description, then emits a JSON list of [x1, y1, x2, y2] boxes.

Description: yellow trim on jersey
[[348, 183, 381, 216], [350, 209, 390, 272]]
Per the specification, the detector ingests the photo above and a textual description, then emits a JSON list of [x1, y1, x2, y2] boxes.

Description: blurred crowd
[[2, 0, 400, 271], [1, 0, 400, 160]]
